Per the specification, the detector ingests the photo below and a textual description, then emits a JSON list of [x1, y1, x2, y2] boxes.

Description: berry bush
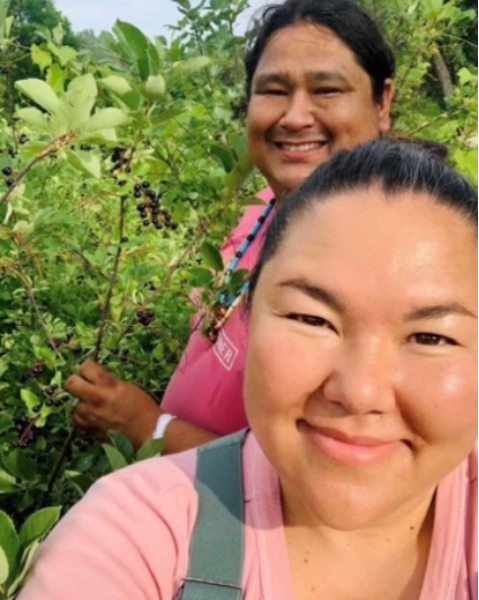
[[0, 0, 476, 596]]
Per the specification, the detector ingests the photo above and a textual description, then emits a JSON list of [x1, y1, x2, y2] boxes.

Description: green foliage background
[[0, 0, 476, 596]]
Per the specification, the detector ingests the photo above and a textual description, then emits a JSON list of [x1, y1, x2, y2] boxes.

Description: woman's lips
[[302, 423, 403, 466]]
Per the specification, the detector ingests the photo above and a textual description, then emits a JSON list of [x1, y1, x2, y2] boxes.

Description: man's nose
[[278, 91, 317, 131]]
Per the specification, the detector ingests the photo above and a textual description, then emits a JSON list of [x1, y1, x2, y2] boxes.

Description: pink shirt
[[161, 188, 275, 435], [20, 434, 477, 600]]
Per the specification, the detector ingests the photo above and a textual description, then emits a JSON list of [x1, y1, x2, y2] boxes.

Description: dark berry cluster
[[2, 165, 15, 188], [13, 416, 39, 448], [110, 347, 131, 362], [29, 361, 44, 378], [110, 146, 130, 174], [134, 182, 176, 231], [18, 133, 28, 145], [137, 308, 154, 327], [41, 384, 69, 408]]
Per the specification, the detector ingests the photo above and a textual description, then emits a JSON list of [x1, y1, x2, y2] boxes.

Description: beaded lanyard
[[205, 197, 276, 343]]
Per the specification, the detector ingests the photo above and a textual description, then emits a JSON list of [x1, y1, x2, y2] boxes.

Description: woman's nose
[[278, 91, 317, 130], [320, 344, 397, 416]]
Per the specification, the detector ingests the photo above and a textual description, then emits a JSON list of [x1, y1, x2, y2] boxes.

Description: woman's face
[[244, 189, 477, 530], [246, 23, 394, 198]]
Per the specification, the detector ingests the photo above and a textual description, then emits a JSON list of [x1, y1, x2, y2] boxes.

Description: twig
[[93, 196, 127, 361], [36, 427, 76, 510], [0, 147, 54, 206]]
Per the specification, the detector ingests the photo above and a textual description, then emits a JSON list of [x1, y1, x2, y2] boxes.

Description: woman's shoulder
[[19, 450, 199, 600]]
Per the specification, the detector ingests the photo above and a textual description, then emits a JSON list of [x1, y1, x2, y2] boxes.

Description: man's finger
[[66, 374, 103, 406], [79, 361, 117, 386]]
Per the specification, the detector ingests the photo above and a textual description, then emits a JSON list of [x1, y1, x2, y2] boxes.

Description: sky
[[54, 0, 269, 38]]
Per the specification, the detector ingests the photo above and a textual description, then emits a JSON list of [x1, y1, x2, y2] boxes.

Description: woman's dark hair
[[244, 0, 396, 103], [248, 139, 477, 301]]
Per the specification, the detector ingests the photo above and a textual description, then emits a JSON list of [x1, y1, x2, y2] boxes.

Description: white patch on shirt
[[214, 328, 239, 371]]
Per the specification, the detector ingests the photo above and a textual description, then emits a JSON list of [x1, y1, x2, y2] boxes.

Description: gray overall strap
[[175, 429, 248, 600]]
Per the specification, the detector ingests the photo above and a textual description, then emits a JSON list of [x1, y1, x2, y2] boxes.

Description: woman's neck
[[281, 483, 436, 600], [281, 480, 436, 565]]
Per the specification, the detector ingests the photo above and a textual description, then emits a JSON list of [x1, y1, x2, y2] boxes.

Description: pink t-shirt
[[161, 188, 275, 435], [19, 434, 477, 600]]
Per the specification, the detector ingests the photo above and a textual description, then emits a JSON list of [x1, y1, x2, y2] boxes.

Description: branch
[[93, 196, 127, 361], [1, 147, 53, 206], [0, 133, 75, 206], [431, 47, 454, 108]]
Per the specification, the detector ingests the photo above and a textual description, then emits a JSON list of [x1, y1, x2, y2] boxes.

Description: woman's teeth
[[278, 142, 324, 151]]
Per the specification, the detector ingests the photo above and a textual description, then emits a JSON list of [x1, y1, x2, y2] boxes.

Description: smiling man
[[67, 0, 396, 454]]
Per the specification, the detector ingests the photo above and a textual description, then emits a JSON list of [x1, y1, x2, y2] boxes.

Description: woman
[[20, 140, 477, 599], [67, 0, 396, 453]]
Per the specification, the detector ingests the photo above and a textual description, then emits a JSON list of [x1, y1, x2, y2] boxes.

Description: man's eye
[[314, 88, 340, 95], [259, 89, 287, 96], [410, 333, 458, 346], [287, 313, 333, 329]]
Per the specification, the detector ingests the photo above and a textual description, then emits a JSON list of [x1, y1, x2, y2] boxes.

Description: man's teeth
[[279, 142, 324, 151]]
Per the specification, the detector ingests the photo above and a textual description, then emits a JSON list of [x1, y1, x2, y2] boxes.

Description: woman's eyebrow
[[276, 278, 345, 313], [404, 303, 478, 321]]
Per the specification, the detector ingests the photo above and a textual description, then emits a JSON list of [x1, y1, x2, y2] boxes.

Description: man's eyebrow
[[253, 70, 350, 88], [306, 70, 350, 86], [276, 278, 345, 313], [405, 304, 478, 321], [253, 73, 292, 88]]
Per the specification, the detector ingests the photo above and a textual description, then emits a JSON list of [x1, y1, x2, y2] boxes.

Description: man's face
[[246, 23, 394, 198]]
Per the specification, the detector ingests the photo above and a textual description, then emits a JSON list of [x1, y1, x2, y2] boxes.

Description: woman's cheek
[[245, 316, 328, 420], [399, 355, 478, 442]]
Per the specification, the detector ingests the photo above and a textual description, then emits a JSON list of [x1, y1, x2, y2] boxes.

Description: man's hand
[[66, 361, 162, 450]]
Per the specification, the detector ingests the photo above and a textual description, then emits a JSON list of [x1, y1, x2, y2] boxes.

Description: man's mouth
[[274, 141, 327, 152]]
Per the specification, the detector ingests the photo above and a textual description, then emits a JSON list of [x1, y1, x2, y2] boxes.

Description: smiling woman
[[18, 140, 477, 600]]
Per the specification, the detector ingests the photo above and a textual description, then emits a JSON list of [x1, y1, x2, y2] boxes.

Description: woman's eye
[[410, 332, 458, 346], [287, 313, 334, 330]]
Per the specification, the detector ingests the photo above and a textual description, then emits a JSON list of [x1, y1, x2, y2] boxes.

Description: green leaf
[[46, 64, 65, 94], [0, 545, 8, 586], [0, 469, 17, 494], [16, 108, 52, 134], [108, 431, 135, 463], [15, 79, 59, 115], [200, 241, 224, 272], [65, 150, 101, 179], [53, 45, 77, 67], [113, 20, 150, 81], [144, 75, 166, 100], [135, 438, 164, 461], [209, 143, 235, 173], [0, 511, 20, 585], [19, 507, 61, 549], [102, 444, 128, 471], [150, 107, 184, 125], [100, 76, 141, 110], [31, 44, 52, 71], [2, 450, 37, 481], [84, 108, 130, 133], [20, 389, 40, 410], [171, 56, 211, 77], [53, 74, 98, 132]]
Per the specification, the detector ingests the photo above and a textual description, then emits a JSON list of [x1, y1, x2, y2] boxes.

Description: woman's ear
[[377, 79, 395, 134]]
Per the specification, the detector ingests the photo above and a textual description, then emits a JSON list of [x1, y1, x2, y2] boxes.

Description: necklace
[[205, 197, 276, 343]]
